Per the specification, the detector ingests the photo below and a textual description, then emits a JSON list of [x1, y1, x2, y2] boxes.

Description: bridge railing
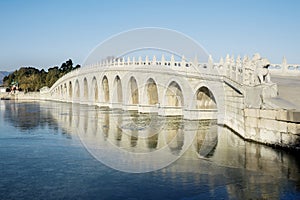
[[82, 54, 269, 86], [50, 53, 288, 93], [269, 64, 300, 76]]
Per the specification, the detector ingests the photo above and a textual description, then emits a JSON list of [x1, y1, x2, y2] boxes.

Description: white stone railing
[[269, 64, 300, 76], [50, 53, 291, 93], [81, 54, 272, 86]]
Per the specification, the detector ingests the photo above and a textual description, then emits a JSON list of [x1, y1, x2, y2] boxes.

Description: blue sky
[[0, 0, 299, 71]]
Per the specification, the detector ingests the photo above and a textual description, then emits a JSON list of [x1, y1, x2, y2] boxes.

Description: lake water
[[0, 100, 299, 199]]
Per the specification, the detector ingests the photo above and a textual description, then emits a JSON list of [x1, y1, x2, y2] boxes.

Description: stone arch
[[113, 75, 123, 103], [74, 79, 80, 100], [69, 81, 73, 99], [64, 83, 67, 98], [195, 86, 217, 109], [91, 77, 99, 102], [60, 85, 63, 96], [58, 86, 61, 97], [191, 81, 226, 123], [129, 76, 139, 104], [165, 81, 184, 107], [102, 76, 109, 102], [146, 78, 158, 105], [83, 78, 88, 100]]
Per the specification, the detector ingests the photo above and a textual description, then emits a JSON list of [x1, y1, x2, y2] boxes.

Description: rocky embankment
[[0, 92, 40, 100]]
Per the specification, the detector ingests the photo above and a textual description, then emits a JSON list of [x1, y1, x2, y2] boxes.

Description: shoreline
[[0, 92, 40, 100]]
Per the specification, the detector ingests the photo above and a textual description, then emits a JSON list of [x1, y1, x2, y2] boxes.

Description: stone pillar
[[282, 56, 288, 74], [127, 56, 131, 65], [117, 58, 121, 66], [218, 57, 224, 75], [225, 54, 230, 78], [208, 55, 213, 70], [193, 55, 198, 68], [242, 55, 250, 85], [230, 55, 235, 80], [170, 54, 175, 67], [181, 55, 186, 67], [152, 55, 157, 65], [236, 55, 242, 83]]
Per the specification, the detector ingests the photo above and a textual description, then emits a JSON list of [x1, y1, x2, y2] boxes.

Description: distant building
[[9, 80, 19, 94], [0, 86, 9, 93]]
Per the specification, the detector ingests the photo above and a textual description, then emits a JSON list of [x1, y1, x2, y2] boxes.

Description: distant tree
[[59, 59, 74, 74], [74, 64, 80, 70], [2, 59, 81, 91]]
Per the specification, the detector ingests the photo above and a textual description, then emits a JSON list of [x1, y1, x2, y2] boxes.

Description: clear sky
[[0, 0, 299, 71]]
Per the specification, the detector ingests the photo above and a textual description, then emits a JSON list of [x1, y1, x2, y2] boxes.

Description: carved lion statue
[[256, 57, 271, 84]]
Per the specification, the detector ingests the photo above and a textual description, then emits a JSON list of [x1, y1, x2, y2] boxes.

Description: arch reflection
[[193, 120, 218, 158]]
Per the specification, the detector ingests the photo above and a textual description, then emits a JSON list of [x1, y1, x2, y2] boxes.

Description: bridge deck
[[272, 75, 300, 110]]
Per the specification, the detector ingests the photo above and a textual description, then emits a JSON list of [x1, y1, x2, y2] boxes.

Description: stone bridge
[[42, 54, 254, 122], [40, 54, 300, 149]]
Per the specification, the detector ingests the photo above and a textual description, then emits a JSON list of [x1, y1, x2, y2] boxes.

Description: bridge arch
[[74, 79, 80, 101], [145, 78, 158, 105], [191, 81, 226, 123], [102, 76, 109, 103], [113, 75, 123, 103], [164, 81, 184, 107], [60, 85, 63, 97], [68, 81, 73, 99], [83, 78, 88, 100], [63, 83, 67, 99], [56, 87, 59, 97], [91, 76, 99, 102], [195, 86, 217, 109], [128, 76, 139, 104], [56, 86, 59, 97]]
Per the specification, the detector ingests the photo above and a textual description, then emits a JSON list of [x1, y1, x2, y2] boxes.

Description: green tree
[[2, 59, 80, 91]]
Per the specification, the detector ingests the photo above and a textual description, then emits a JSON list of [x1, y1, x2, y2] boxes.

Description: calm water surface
[[0, 100, 299, 200]]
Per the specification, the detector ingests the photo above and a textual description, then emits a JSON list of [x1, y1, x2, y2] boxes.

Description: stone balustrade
[[80, 53, 292, 87], [269, 64, 300, 76]]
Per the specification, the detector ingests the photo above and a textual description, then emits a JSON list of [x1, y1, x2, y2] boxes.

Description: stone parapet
[[244, 108, 300, 149]]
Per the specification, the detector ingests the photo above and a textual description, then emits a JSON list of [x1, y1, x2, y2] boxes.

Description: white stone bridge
[[40, 54, 300, 149]]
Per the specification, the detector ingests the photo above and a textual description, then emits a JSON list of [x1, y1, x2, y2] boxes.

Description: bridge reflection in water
[[48, 101, 299, 177], [2, 101, 300, 199], [56, 102, 219, 165]]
